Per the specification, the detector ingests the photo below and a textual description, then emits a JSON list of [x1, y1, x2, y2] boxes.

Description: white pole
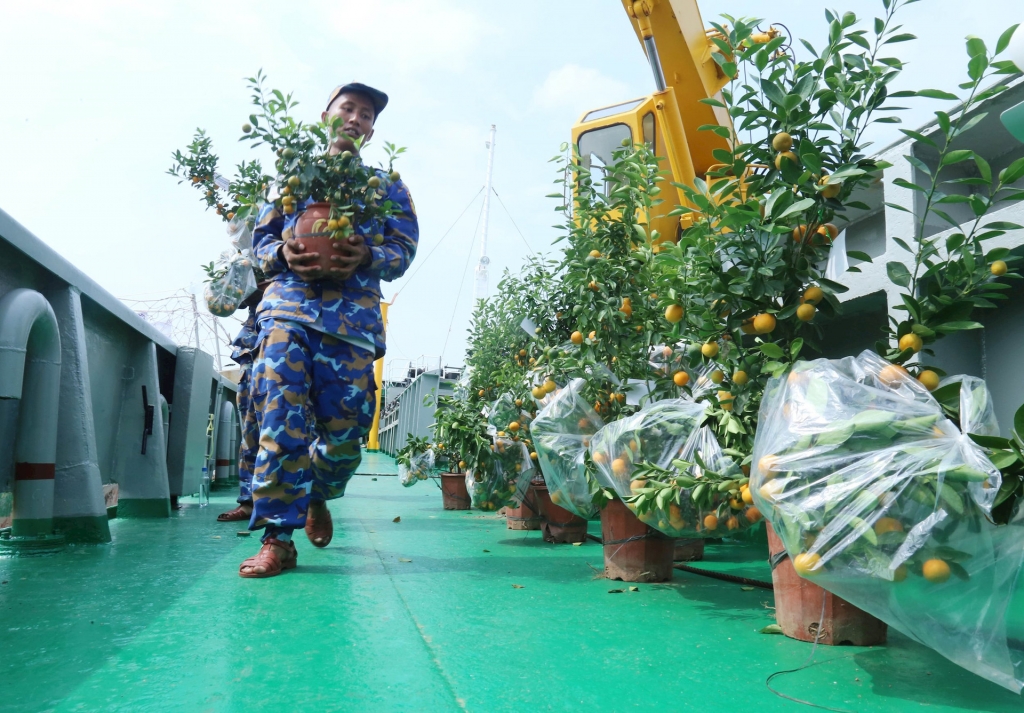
[[190, 293, 201, 350], [474, 125, 496, 301]]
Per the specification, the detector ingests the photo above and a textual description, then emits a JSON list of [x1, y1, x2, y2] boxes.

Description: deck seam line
[[358, 516, 468, 711]]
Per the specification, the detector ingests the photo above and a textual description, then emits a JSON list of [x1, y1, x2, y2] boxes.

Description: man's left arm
[[364, 179, 419, 282]]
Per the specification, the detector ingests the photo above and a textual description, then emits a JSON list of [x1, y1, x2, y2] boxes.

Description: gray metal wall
[[825, 78, 1024, 437], [0, 208, 237, 540], [379, 371, 455, 456]]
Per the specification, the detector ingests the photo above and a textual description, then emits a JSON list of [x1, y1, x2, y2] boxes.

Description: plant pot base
[[674, 538, 705, 562], [506, 485, 542, 530], [534, 485, 587, 543], [767, 523, 887, 646], [440, 473, 471, 511], [601, 499, 674, 583]]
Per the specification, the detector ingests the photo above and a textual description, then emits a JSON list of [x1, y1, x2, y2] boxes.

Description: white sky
[[0, 0, 1019, 381]]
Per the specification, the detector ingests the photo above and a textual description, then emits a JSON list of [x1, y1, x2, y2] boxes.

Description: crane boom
[[621, 0, 731, 176]]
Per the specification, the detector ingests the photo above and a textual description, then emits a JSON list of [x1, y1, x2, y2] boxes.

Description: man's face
[[323, 92, 375, 150]]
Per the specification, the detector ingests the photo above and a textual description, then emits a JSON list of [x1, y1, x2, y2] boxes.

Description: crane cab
[[577, 89, 696, 247]]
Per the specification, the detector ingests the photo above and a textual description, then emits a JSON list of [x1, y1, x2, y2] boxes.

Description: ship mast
[[474, 124, 497, 301]]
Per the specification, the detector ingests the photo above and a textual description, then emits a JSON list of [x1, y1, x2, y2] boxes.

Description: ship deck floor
[[2, 452, 1022, 712]]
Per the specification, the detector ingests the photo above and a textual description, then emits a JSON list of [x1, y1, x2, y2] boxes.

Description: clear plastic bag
[[399, 448, 435, 488], [205, 249, 257, 317], [466, 438, 533, 511], [590, 399, 759, 537], [751, 350, 1024, 692], [530, 377, 603, 519]]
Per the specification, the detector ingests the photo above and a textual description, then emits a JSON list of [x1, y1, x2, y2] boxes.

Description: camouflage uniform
[[249, 177, 418, 539], [229, 306, 260, 505]]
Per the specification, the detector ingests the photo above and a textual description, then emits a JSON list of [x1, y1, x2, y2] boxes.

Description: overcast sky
[[1, 0, 1019, 381]]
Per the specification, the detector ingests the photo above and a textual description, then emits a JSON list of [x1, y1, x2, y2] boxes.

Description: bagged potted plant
[[397, 435, 434, 488], [169, 129, 270, 317]]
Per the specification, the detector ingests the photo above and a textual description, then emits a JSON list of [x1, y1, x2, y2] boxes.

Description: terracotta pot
[[766, 523, 887, 646], [534, 485, 587, 543], [506, 484, 542, 530], [600, 498, 674, 583], [674, 538, 705, 562], [440, 473, 471, 511], [294, 202, 341, 274]]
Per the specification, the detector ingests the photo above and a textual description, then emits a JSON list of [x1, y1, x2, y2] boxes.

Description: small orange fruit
[[899, 333, 923, 354], [922, 558, 951, 583], [718, 390, 733, 411], [589, 249, 602, 258], [918, 370, 940, 391], [732, 370, 749, 385], [878, 364, 909, 388], [570, 331, 583, 345], [665, 304, 685, 323], [792, 225, 808, 243], [703, 514, 719, 530], [991, 260, 1008, 276], [796, 303, 816, 322], [672, 371, 690, 387], [772, 132, 794, 152], [741, 488, 754, 505], [774, 151, 798, 170], [744, 507, 762, 523], [873, 517, 904, 535], [803, 286, 824, 304], [612, 458, 629, 476], [793, 552, 821, 575], [701, 342, 719, 358], [753, 313, 776, 334]]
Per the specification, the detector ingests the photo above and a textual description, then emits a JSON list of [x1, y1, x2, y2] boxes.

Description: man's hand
[[281, 236, 370, 283], [281, 239, 326, 282], [328, 235, 372, 278]]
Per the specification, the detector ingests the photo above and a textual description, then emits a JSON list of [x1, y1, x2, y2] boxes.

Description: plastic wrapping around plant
[[751, 350, 1024, 692], [205, 249, 257, 317], [486, 393, 532, 437], [647, 343, 728, 402], [590, 399, 759, 538], [399, 449, 435, 488], [530, 378, 603, 519], [466, 438, 534, 511], [452, 367, 472, 401]]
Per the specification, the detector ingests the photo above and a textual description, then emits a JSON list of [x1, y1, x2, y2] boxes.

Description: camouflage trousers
[[249, 319, 377, 535], [235, 362, 258, 504]]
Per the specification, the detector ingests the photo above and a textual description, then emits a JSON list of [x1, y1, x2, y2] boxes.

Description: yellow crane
[[571, 0, 735, 242]]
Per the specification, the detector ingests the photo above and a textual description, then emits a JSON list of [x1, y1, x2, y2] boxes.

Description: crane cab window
[[642, 112, 655, 149], [582, 99, 644, 123], [578, 123, 632, 197]]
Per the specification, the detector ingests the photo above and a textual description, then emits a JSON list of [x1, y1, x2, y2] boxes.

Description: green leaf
[[886, 261, 912, 287], [983, 221, 1023, 231], [847, 250, 873, 262], [1013, 402, 1024, 443], [759, 343, 785, 359], [885, 33, 917, 44], [760, 624, 784, 635], [933, 321, 984, 333], [998, 157, 1024, 185], [791, 338, 804, 358], [941, 150, 974, 166], [996, 24, 1020, 55], [777, 198, 816, 220], [917, 89, 960, 101]]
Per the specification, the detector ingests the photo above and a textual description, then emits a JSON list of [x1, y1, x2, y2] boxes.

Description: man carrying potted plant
[[240, 82, 418, 577]]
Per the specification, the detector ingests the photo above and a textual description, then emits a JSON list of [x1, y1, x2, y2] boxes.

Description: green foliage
[[653, 3, 913, 463], [396, 434, 432, 467], [240, 70, 404, 240], [878, 32, 1024, 364]]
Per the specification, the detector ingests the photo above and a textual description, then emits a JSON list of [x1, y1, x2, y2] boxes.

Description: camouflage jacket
[[252, 177, 418, 359], [229, 305, 259, 366]]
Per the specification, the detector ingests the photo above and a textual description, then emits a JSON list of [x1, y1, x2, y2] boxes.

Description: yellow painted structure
[[570, 0, 733, 242], [366, 300, 389, 452]]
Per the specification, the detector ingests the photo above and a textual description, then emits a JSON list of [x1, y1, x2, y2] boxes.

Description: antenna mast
[[474, 124, 496, 301]]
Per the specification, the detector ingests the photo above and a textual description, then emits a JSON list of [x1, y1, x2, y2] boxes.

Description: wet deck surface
[[2, 453, 1023, 712]]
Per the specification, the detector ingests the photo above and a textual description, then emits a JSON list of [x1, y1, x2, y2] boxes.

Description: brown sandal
[[305, 501, 333, 548], [217, 506, 252, 522], [238, 538, 297, 578]]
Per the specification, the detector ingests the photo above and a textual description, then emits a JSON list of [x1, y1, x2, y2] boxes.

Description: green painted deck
[[2, 454, 1022, 712]]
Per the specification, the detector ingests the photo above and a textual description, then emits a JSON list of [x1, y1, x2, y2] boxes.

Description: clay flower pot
[[534, 484, 587, 543], [505, 482, 542, 530], [766, 523, 887, 646], [440, 472, 471, 510], [600, 498, 674, 583], [294, 202, 341, 274]]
